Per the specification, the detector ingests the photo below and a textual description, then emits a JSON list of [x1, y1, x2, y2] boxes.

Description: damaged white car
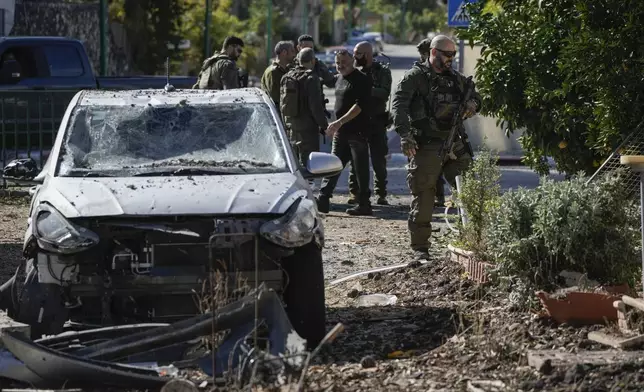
[[0, 87, 342, 348]]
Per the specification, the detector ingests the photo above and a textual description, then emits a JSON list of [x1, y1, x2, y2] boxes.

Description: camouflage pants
[[348, 118, 388, 198], [290, 128, 321, 169], [406, 138, 472, 250]]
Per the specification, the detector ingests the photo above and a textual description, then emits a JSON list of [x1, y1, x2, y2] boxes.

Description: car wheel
[[281, 241, 326, 350]]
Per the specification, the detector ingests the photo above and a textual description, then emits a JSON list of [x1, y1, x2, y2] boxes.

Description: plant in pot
[[449, 142, 502, 284]]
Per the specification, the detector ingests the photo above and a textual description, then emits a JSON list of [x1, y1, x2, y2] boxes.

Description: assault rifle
[[438, 76, 475, 162]]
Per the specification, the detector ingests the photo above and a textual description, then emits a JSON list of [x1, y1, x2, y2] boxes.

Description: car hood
[[37, 173, 309, 218]]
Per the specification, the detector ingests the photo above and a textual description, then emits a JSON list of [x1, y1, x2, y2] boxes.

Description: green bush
[[455, 142, 502, 257], [485, 171, 641, 290]]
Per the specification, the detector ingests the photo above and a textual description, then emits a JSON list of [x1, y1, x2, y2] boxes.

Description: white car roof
[[76, 87, 270, 107]]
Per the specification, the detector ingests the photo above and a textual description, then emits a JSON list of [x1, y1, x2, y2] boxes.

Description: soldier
[[347, 41, 392, 206], [261, 41, 297, 117], [296, 35, 337, 89], [417, 38, 447, 207], [317, 49, 373, 216], [391, 34, 481, 260], [280, 48, 329, 175], [193, 36, 244, 90]]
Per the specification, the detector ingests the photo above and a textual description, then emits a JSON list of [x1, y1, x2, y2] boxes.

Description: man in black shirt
[[317, 49, 372, 216]]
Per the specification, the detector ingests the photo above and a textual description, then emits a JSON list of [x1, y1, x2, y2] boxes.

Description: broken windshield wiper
[[132, 168, 233, 177]]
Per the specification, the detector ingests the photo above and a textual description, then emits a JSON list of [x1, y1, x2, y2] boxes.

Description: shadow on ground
[[317, 304, 459, 365], [0, 243, 23, 283]]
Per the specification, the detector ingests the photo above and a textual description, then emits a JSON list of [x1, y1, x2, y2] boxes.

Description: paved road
[[313, 44, 564, 195]]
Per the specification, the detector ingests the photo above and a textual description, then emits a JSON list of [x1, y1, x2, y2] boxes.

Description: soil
[[1, 194, 642, 391]]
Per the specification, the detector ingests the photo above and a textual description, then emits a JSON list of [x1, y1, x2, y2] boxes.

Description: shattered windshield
[[56, 102, 289, 177]]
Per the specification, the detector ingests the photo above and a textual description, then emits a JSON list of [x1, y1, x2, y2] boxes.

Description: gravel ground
[[1, 194, 643, 391]]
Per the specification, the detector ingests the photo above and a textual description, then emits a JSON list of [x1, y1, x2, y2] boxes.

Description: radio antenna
[[164, 57, 176, 92]]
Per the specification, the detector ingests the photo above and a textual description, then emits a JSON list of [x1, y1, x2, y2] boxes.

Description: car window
[[56, 102, 289, 177], [42, 45, 84, 77]]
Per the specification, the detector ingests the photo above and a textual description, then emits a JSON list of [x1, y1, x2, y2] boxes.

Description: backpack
[[192, 54, 232, 89], [280, 68, 310, 117]]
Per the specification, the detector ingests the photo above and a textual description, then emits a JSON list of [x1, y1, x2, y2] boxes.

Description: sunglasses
[[436, 48, 456, 58]]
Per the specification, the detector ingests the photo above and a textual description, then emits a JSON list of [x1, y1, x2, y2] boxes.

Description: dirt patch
[[0, 195, 30, 282]]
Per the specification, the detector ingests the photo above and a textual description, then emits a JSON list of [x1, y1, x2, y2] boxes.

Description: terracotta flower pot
[[536, 290, 623, 325]]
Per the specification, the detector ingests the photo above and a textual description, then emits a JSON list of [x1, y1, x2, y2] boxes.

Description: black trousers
[[319, 131, 371, 205], [348, 118, 388, 198]]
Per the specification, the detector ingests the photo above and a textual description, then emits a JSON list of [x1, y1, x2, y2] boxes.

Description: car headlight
[[260, 197, 318, 248], [33, 205, 100, 254]]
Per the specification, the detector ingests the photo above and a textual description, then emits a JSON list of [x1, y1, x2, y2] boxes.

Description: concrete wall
[[461, 43, 525, 158], [9, 0, 129, 76]]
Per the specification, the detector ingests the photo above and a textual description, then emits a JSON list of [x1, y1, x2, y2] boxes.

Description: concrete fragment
[[527, 349, 644, 369]]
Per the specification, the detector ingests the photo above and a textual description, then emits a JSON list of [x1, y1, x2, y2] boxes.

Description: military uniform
[[261, 61, 292, 117], [348, 60, 392, 204], [391, 61, 481, 253], [193, 53, 240, 90], [280, 66, 329, 169]]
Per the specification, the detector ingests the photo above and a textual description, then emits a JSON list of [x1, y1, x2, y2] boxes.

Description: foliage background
[[460, 0, 644, 176], [105, 0, 450, 77]]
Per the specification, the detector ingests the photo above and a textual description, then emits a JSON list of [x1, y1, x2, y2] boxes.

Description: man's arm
[[307, 77, 329, 129], [372, 66, 392, 101], [220, 61, 240, 89], [260, 68, 272, 95], [316, 60, 337, 88], [391, 70, 418, 137], [335, 73, 370, 125]]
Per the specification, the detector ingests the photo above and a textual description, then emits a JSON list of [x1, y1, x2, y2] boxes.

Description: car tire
[[281, 241, 326, 350]]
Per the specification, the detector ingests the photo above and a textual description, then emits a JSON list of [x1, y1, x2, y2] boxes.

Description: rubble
[[0, 285, 340, 390]]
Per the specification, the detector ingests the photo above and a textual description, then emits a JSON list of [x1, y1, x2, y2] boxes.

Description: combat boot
[[346, 204, 373, 216], [376, 195, 389, 205], [316, 195, 330, 213], [412, 247, 430, 260]]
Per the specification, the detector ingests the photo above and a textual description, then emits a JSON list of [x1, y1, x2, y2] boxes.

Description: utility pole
[[331, 0, 336, 44], [267, 0, 273, 66], [400, 0, 408, 43], [99, 0, 107, 76], [346, 0, 353, 40], [204, 0, 212, 59], [361, 0, 366, 30], [302, 0, 308, 34]]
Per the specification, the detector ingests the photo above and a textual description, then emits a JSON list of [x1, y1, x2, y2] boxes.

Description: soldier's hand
[[326, 120, 342, 137], [401, 135, 417, 157], [463, 100, 478, 119]]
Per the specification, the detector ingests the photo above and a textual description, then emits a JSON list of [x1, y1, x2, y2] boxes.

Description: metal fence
[[587, 122, 644, 199], [1, 90, 78, 187]]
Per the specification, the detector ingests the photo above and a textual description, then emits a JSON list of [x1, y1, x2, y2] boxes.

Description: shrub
[[454, 142, 502, 258], [485, 170, 641, 290]]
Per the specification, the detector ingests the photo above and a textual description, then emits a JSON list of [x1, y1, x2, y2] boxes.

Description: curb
[[0, 189, 31, 197]]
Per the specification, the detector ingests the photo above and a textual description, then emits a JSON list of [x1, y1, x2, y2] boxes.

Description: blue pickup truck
[[0, 36, 199, 168]]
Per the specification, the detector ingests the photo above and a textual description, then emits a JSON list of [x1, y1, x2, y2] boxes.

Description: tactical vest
[[280, 68, 310, 118], [193, 54, 233, 90], [412, 64, 467, 141]]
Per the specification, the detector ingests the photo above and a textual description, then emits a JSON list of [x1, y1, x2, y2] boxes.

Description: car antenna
[[164, 57, 175, 92]]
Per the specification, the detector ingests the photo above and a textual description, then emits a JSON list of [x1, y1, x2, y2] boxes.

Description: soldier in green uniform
[[261, 41, 297, 117], [346, 41, 392, 206], [296, 35, 337, 90], [391, 35, 481, 260], [280, 48, 329, 173], [417, 38, 447, 207], [193, 36, 245, 90]]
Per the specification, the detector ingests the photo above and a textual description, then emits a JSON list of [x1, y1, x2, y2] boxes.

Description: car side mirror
[[2, 158, 43, 184], [301, 152, 343, 179]]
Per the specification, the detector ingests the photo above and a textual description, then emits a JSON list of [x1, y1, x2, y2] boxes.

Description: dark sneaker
[[316, 196, 330, 213], [412, 248, 430, 260], [347, 195, 358, 204], [376, 196, 389, 205], [346, 204, 373, 216]]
